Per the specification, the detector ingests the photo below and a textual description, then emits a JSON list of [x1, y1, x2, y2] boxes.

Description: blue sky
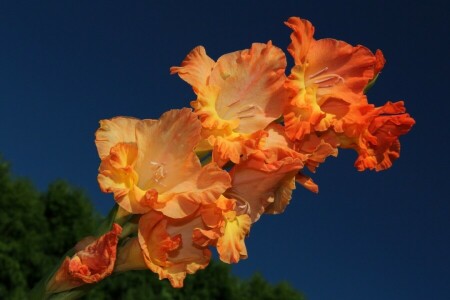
[[1, 1, 449, 299]]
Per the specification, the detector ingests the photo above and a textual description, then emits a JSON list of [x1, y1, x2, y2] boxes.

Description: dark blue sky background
[[1, 1, 449, 299]]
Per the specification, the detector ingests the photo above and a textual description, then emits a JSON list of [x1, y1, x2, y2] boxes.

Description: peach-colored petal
[[226, 154, 303, 222], [264, 176, 296, 215], [193, 196, 250, 264], [157, 163, 231, 218], [173, 42, 288, 166], [138, 211, 211, 288], [95, 117, 140, 160], [47, 224, 122, 294], [217, 211, 251, 264], [170, 46, 215, 91], [295, 173, 319, 193], [209, 42, 288, 134], [97, 143, 152, 214], [210, 130, 267, 166], [97, 109, 231, 217]]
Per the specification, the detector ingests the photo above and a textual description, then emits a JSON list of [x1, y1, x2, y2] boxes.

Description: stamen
[[237, 105, 255, 114], [235, 197, 251, 215], [309, 67, 329, 79], [313, 74, 344, 84], [227, 99, 240, 107], [149, 161, 166, 186], [239, 114, 255, 119]]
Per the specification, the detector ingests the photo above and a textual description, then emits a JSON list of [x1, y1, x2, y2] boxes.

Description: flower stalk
[[31, 16, 415, 298]]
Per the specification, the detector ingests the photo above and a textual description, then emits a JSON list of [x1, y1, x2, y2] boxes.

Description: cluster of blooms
[[46, 16, 414, 294]]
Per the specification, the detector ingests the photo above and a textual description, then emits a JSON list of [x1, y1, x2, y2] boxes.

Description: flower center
[[223, 100, 262, 120], [149, 161, 166, 187]]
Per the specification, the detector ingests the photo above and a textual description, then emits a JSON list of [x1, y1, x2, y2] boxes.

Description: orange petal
[[157, 163, 231, 218], [264, 176, 296, 215], [209, 42, 288, 134], [178, 43, 288, 166], [97, 143, 152, 214], [226, 154, 303, 222], [210, 130, 267, 166], [170, 46, 215, 92], [217, 212, 251, 264], [95, 117, 139, 160], [295, 173, 319, 193], [138, 211, 211, 288], [285, 16, 315, 65], [356, 103, 415, 171], [133, 108, 230, 218], [374, 49, 386, 77], [294, 131, 339, 172], [306, 39, 375, 102], [47, 224, 122, 293]]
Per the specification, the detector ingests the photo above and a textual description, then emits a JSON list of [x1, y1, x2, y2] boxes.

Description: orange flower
[[95, 108, 231, 217], [136, 211, 212, 288], [171, 42, 288, 166], [338, 101, 415, 171], [283, 16, 378, 141], [224, 125, 305, 222], [193, 196, 251, 264], [46, 224, 122, 294]]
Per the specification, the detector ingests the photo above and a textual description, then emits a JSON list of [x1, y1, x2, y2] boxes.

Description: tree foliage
[[0, 157, 306, 300]]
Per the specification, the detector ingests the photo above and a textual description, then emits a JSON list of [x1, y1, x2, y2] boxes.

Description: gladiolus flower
[[171, 42, 289, 166], [338, 101, 415, 171], [95, 108, 231, 217], [224, 125, 306, 222], [137, 211, 212, 288], [46, 224, 122, 294], [193, 196, 251, 264], [283, 16, 379, 141]]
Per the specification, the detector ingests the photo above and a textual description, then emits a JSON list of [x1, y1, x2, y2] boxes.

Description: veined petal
[[264, 176, 296, 215], [285, 16, 315, 65], [97, 143, 153, 214], [134, 109, 231, 218], [157, 163, 231, 218], [95, 117, 139, 160], [97, 109, 230, 217], [170, 46, 215, 91], [306, 39, 375, 102], [176, 42, 288, 166], [284, 16, 377, 141], [295, 173, 319, 193], [134, 108, 202, 193], [210, 42, 288, 134], [226, 153, 303, 222]]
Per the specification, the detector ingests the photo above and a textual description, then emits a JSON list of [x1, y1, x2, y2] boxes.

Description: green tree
[[0, 157, 306, 300]]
